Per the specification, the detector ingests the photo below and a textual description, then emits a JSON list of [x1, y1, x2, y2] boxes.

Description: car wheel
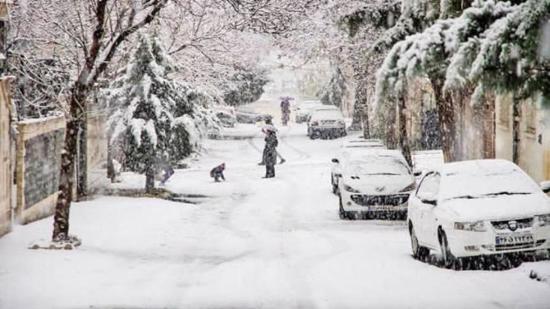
[[439, 230, 456, 269], [338, 195, 347, 220], [409, 224, 429, 261], [338, 195, 355, 220]]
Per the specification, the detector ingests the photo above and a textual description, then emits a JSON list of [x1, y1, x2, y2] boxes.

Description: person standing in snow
[[263, 128, 278, 178], [280, 97, 291, 126], [258, 117, 285, 165], [210, 163, 226, 182]]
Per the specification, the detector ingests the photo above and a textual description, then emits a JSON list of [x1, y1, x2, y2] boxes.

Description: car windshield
[[346, 158, 410, 176], [441, 169, 538, 201], [312, 110, 342, 119]]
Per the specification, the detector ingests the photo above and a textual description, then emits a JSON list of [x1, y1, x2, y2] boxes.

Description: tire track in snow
[[279, 135, 311, 161]]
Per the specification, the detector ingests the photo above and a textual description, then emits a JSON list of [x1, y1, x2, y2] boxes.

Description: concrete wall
[[16, 116, 65, 224], [495, 93, 550, 183], [0, 78, 12, 236], [87, 114, 108, 193], [13, 112, 109, 225]]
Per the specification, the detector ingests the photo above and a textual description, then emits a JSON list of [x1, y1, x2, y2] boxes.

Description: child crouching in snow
[[210, 163, 226, 182]]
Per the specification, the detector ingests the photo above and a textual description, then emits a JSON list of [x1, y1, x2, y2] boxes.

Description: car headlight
[[536, 214, 550, 227], [400, 183, 416, 192], [454, 221, 487, 232], [343, 184, 360, 193]]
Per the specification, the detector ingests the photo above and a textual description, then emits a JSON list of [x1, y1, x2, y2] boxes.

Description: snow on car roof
[[310, 109, 344, 120], [344, 155, 411, 176], [342, 138, 385, 148], [313, 105, 338, 111], [439, 159, 539, 201], [341, 148, 406, 162]]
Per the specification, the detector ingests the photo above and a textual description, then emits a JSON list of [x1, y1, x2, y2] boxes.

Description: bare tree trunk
[[362, 103, 370, 139], [52, 86, 87, 241], [386, 103, 398, 149], [145, 166, 155, 194], [350, 96, 363, 131], [398, 94, 413, 167], [483, 93, 496, 159], [432, 80, 457, 162], [107, 141, 116, 183], [512, 96, 521, 164], [76, 115, 87, 199]]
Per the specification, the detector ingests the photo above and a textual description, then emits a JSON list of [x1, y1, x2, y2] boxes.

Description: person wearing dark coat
[[263, 129, 278, 178], [210, 163, 226, 182], [258, 117, 285, 165]]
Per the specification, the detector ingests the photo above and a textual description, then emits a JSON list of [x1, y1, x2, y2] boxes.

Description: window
[[416, 173, 440, 200]]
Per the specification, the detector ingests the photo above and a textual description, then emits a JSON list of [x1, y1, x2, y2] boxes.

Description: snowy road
[[1, 123, 550, 308]]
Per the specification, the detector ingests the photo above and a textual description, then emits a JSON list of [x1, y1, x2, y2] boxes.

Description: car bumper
[[341, 191, 410, 213], [446, 226, 550, 257], [309, 126, 346, 135], [296, 115, 309, 123]]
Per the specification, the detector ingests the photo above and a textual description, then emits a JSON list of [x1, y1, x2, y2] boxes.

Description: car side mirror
[[419, 192, 437, 206], [421, 198, 437, 206], [541, 181, 550, 193], [331, 158, 339, 164]]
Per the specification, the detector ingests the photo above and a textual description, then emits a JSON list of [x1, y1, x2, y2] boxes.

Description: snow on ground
[[1, 105, 550, 308]]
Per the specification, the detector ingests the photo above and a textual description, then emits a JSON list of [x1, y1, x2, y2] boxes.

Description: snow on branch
[[375, 0, 517, 107], [467, 0, 550, 97]]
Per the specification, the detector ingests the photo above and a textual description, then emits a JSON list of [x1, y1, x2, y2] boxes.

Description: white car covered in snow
[[334, 150, 416, 220], [331, 140, 386, 193], [213, 106, 237, 128], [408, 159, 550, 268], [294, 100, 323, 123], [341, 138, 385, 149], [307, 109, 346, 139]]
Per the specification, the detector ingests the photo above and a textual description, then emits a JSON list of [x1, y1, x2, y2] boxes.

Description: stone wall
[[16, 116, 65, 224]]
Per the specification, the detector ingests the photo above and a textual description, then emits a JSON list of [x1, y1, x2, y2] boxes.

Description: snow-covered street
[[1, 122, 550, 309]]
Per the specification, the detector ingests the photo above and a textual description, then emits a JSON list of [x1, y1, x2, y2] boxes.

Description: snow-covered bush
[[221, 67, 270, 106]]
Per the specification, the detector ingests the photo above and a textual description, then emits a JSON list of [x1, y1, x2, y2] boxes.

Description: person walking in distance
[[280, 97, 291, 126], [263, 128, 278, 178]]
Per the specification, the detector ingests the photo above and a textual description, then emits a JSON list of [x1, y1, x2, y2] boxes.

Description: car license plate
[[495, 233, 533, 245]]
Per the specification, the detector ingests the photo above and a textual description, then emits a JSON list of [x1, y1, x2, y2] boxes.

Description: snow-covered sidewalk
[[1, 124, 550, 308]]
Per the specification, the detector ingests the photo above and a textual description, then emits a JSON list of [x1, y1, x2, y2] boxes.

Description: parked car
[[342, 138, 385, 149], [214, 106, 237, 128], [235, 107, 270, 124], [331, 141, 386, 194], [294, 100, 323, 123], [407, 159, 550, 268], [333, 150, 416, 220], [307, 109, 346, 139]]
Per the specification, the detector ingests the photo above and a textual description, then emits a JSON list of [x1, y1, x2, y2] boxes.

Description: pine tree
[[108, 34, 189, 193]]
